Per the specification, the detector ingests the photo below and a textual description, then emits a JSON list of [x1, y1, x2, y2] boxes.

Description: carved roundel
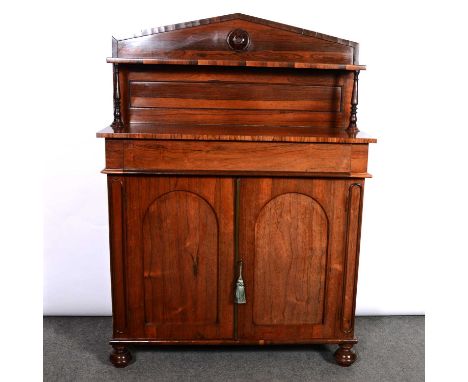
[[227, 29, 250, 51]]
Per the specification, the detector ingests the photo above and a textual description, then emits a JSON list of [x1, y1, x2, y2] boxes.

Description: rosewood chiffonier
[[97, 13, 376, 368]]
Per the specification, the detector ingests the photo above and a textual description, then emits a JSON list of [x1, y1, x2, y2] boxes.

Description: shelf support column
[[347, 70, 360, 135], [111, 63, 124, 131]]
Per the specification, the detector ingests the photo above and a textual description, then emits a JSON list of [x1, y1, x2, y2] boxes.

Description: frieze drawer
[[105, 140, 369, 174]]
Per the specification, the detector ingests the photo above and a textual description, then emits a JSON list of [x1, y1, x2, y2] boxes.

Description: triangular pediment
[[113, 13, 359, 65]]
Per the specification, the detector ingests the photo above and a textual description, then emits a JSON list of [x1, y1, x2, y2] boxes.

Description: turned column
[[346, 70, 360, 135], [110, 63, 124, 131]]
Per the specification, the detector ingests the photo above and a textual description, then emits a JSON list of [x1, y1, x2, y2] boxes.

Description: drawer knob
[[227, 29, 250, 51]]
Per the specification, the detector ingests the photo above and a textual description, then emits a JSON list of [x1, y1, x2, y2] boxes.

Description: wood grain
[[130, 81, 341, 111], [105, 140, 123, 169], [113, 13, 358, 48], [253, 193, 328, 325], [129, 108, 349, 128], [143, 190, 218, 325], [112, 14, 360, 65], [103, 138, 371, 178], [238, 178, 355, 340], [98, 125, 377, 144], [341, 183, 363, 334], [123, 140, 352, 173], [350, 145, 369, 173], [115, 66, 354, 128], [124, 176, 235, 340], [108, 58, 365, 70], [107, 177, 127, 337], [126, 65, 351, 85]]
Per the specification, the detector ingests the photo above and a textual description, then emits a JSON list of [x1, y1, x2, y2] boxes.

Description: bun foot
[[110, 345, 132, 368], [334, 344, 356, 367]]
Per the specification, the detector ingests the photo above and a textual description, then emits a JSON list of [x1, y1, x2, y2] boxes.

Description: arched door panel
[[142, 191, 218, 326], [253, 192, 328, 326]]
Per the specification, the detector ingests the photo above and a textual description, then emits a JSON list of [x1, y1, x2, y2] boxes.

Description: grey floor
[[44, 316, 424, 382]]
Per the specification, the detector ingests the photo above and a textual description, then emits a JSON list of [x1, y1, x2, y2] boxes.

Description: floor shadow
[[314, 344, 337, 365], [45, 316, 343, 368], [129, 343, 338, 365]]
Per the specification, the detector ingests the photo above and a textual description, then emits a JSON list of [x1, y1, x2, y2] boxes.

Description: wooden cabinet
[[98, 14, 376, 368]]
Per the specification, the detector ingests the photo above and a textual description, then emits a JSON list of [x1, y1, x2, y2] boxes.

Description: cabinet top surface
[[109, 13, 364, 69], [97, 124, 376, 143]]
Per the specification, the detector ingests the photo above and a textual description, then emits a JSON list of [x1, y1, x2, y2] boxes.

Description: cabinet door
[[124, 176, 235, 340], [238, 178, 358, 341]]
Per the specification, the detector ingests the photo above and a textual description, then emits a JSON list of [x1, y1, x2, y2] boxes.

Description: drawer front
[[123, 140, 352, 173]]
